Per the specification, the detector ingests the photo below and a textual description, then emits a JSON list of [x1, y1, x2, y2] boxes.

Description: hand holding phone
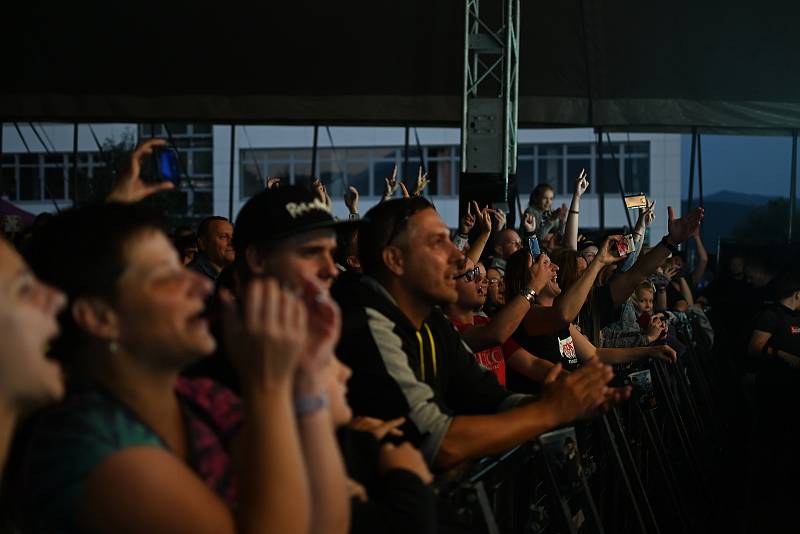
[[528, 235, 541, 259], [154, 147, 182, 185], [609, 234, 636, 257], [624, 193, 647, 210]]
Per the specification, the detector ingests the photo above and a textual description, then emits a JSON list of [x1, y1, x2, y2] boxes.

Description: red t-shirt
[[452, 315, 520, 386]]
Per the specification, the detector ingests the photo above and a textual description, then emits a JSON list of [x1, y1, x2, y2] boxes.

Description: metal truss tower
[[461, 0, 520, 204]]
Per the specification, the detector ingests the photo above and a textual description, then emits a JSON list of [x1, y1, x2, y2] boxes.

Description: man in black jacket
[[333, 197, 620, 470]]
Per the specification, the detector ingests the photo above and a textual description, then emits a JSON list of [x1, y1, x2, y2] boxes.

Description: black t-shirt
[[507, 324, 579, 394], [754, 303, 800, 386]]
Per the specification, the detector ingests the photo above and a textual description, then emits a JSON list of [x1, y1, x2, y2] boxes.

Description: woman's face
[[535, 188, 555, 211], [113, 231, 216, 369], [0, 239, 66, 412], [321, 355, 353, 427]]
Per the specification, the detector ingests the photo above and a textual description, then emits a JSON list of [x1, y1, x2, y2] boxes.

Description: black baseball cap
[[233, 185, 357, 255]]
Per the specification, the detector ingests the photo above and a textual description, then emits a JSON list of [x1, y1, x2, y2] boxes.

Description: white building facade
[[2, 123, 680, 241]]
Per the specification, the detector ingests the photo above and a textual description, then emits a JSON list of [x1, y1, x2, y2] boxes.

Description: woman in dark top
[[504, 247, 676, 394], [13, 198, 345, 534]]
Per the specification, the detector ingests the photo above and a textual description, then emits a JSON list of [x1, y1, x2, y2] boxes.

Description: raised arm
[[523, 236, 624, 336], [465, 204, 494, 265], [609, 206, 704, 307], [461, 254, 552, 351], [106, 138, 174, 203], [621, 200, 655, 273], [690, 226, 709, 287], [565, 169, 589, 250]]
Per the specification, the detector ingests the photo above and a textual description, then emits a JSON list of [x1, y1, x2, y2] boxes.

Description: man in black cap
[[187, 185, 354, 389], [231, 185, 346, 292], [187, 184, 357, 533]]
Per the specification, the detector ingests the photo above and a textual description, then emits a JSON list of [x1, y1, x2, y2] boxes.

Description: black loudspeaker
[[459, 172, 518, 229]]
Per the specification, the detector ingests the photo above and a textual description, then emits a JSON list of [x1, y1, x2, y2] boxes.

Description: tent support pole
[[790, 129, 797, 242], [311, 125, 319, 185], [72, 123, 79, 206], [687, 128, 697, 212], [228, 125, 236, 220], [404, 124, 410, 181], [597, 128, 605, 230]]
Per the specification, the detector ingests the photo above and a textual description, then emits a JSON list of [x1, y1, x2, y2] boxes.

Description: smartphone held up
[[528, 235, 541, 259], [153, 147, 182, 185], [609, 234, 636, 258]]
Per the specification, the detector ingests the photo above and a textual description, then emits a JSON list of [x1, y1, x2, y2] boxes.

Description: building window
[[240, 146, 461, 200], [515, 141, 650, 200]]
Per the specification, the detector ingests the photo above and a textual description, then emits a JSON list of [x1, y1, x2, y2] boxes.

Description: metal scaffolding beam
[[461, 0, 520, 204]]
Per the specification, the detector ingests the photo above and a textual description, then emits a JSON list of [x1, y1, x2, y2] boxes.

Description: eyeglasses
[[454, 266, 481, 283], [486, 277, 503, 286]]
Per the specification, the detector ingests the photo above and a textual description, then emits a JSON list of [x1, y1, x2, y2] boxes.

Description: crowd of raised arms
[[0, 137, 795, 534]]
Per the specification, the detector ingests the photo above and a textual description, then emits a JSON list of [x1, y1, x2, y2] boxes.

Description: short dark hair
[[26, 203, 165, 365], [333, 226, 359, 267], [197, 216, 229, 241], [773, 269, 800, 300], [504, 248, 532, 302], [358, 197, 433, 278]]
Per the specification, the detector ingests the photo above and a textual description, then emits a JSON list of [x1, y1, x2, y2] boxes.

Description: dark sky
[[680, 134, 797, 199]]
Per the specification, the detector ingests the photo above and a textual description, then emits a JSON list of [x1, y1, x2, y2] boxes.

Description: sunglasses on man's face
[[454, 266, 481, 283]]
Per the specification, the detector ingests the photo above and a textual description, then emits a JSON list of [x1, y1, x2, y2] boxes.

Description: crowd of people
[[0, 136, 795, 533]]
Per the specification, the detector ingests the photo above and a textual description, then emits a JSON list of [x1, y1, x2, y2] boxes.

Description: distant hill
[[700, 190, 777, 206], [682, 190, 783, 247]]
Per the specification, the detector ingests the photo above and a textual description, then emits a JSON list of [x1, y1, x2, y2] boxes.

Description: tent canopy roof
[[4, 1, 800, 132]]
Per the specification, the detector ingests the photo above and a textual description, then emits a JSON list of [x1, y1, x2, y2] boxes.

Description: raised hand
[[413, 166, 430, 197], [107, 138, 174, 203], [220, 281, 307, 392], [345, 185, 360, 215], [312, 179, 332, 210], [492, 208, 507, 230], [541, 360, 614, 423], [643, 200, 656, 227], [667, 206, 704, 245], [458, 201, 477, 235], [522, 211, 537, 234], [382, 165, 399, 202], [528, 253, 552, 294], [266, 177, 281, 190], [476, 204, 494, 235], [556, 203, 568, 223], [662, 264, 679, 281], [595, 235, 627, 266], [399, 181, 411, 199], [575, 168, 589, 196]]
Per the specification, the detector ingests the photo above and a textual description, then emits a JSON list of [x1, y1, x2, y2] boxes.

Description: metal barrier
[[434, 317, 722, 534]]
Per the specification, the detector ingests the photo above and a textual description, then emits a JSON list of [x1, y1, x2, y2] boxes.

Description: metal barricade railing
[[434, 318, 723, 534]]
